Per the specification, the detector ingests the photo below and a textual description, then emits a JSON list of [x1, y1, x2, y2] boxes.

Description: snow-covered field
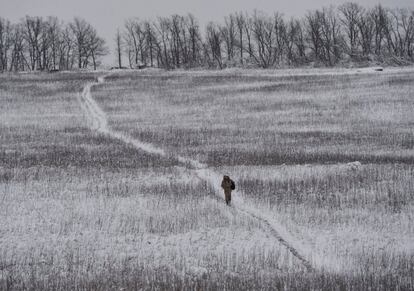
[[1, 68, 414, 290]]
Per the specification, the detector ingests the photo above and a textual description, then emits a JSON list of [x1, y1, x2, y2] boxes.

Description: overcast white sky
[[1, 0, 413, 65]]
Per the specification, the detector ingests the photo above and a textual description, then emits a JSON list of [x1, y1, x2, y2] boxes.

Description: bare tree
[[10, 23, 27, 71], [306, 7, 343, 66], [124, 18, 149, 67], [339, 2, 364, 57], [235, 12, 245, 65], [44, 17, 61, 70], [70, 17, 92, 69], [206, 22, 223, 68], [59, 25, 74, 70], [387, 8, 414, 59], [124, 18, 145, 68], [155, 17, 172, 69], [306, 10, 324, 63], [273, 13, 288, 66], [294, 20, 307, 63], [88, 29, 107, 70], [400, 9, 414, 59], [23, 16, 43, 70], [115, 29, 123, 68], [244, 15, 254, 60], [0, 18, 12, 72], [144, 21, 156, 67], [39, 19, 51, 70], [320, 7, 343, 65], [357, 10, 375, 57], [284, 18, 306, 65], [2, 6, 414, 72], [251, 11, 277, 68], [186, 14, 202, 66], [371, 5, 389, 56], [170, 15, 184, 67], [124, 19, 137, 68], [220, 15, 236, 63]]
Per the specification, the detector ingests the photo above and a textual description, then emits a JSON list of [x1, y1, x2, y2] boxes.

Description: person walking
[[221, 175, 235, 205]]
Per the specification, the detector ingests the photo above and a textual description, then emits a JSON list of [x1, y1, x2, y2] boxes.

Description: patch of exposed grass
[[2, 69, 414, 290]]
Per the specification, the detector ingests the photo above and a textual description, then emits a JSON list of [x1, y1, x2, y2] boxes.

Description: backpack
[[230, 180, 235, 190]]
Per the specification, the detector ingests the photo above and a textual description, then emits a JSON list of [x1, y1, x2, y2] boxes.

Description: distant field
[[1, 68, 414, 290]]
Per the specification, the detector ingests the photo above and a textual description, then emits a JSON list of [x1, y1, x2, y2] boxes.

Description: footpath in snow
[[78, 74, 317, 271]]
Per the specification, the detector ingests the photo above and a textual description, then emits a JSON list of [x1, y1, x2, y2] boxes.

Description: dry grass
[[1, 68, 414, 290], [97, 68, 414, 166], [0, 71, 304, 290]]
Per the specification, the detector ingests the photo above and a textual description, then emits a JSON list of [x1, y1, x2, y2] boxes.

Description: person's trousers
[[224, 191, 231, 204]]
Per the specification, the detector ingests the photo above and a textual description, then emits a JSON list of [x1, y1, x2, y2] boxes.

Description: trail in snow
[[79, 74, 314, 271]]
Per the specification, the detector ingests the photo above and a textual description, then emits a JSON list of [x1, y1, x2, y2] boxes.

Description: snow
[[78, 73, 318, 271]]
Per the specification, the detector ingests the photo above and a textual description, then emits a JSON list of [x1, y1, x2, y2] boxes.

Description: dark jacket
[[221, 176, 235, 193]]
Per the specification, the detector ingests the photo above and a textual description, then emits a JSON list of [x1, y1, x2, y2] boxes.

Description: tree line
[[120, 3, 414, 69], [1, 3, 413, 72], [0, 16, 107, 72]]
